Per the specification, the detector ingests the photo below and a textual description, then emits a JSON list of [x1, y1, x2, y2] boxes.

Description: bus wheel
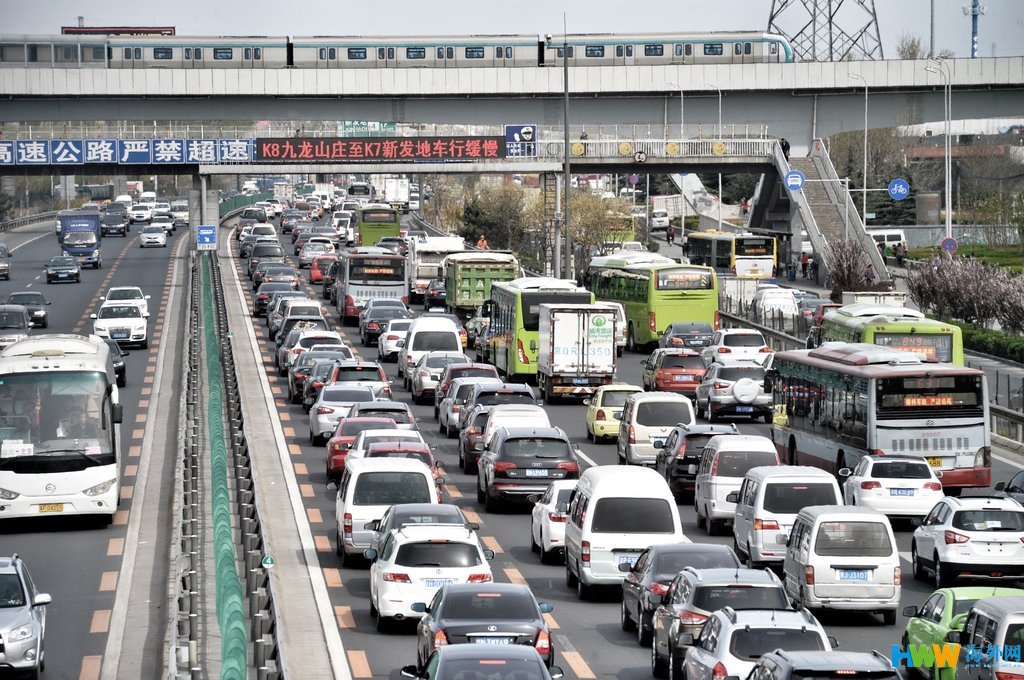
[[788, 437, 798, 466], [627, 324, 637, 352], [836, 452, 846, 477]]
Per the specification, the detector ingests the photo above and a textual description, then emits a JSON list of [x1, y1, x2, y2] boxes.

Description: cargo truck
[[409, 236, 465, 303], [443, 252, 520, 319], [383, 177, 411, 213], [841, 291, 907, 307], [536, 303, 617, 403], [58, 210, 103, 268]]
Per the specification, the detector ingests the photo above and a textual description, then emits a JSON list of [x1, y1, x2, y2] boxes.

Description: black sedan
[[413, 584, 556, 668], [103, 338, 129, 388], [476, 427, 580, 512], [424, 279, 447, 310], [45, 256, 81, 284], [403, 644, 562, 680], [619, 542, 740, 646], [5, 291, 50, 328], [253, 282, 294, 317], [360, 307, 412, 346], [659, 322, 714, 349]]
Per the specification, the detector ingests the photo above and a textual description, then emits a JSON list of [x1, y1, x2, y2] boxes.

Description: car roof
[[359, 429, 419, 439], [942, 496, 1023, 510], [498, 426, 568, 440], [392, 503, 463, 517], [683, 567, 782, 584], [861, 455, 932, 465], [659, 348, 701, 356], [717, 607, 820, 628], [356, 401, 410, 411], [719, 328, 764, 335], [0, 304, 27, 312], [598, 384, 643, 392], [766, 650, 893, 672], [677, 424, 739, 436]]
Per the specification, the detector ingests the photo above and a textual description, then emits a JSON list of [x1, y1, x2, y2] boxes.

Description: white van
[[481, 404, 551, 449], [335, 457, 440, 566], [782, 505, 901, 625], [693, 435, 780, 536], [138, 191, 156, 206], [616, 392, 695, 466], [397, 317, 463, 386], [729, 466, 842, 568], [564, 465, 687, 599], [952, 596, 1024, 680], [867, 229, 907, 247]]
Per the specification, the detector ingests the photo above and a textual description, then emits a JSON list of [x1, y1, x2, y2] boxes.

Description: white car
[[411, 351, 471, 405], [139, 225, 167, 248], [438, 377, 503, 438], [650, 210, 670, 230], [366, 524, 494, 631], [129, 204, 153, 223], [911, 495, 1024, 588], [283, 330, 344, 371], [529, 479, 577, 564], [170, 200, 190, 221], [347, 429, 426, 462], [309, 385, 376, 445], [839, 455, 944, 518], [700, 329, 772, 366], [91, 302, 149, 348], [378, 319, 413, 362], [102, 286, 151, 317]]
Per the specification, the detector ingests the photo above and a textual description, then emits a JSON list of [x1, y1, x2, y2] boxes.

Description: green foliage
[[951, 321, 1024, 363], [0, 193, 12, 222]]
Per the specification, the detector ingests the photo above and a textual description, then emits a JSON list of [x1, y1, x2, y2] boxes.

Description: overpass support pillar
[[190, 174, 220, 238]]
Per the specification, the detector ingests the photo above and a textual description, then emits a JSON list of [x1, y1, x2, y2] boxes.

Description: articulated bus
[[356, 203, 401, 246], [335, 247, 408, 325], [0, 334, 124, 522], [817, 304, 965, 365], [769, 342, 990, 493], [590, 263, 718, 349], [487, 277, 593, 380], [686, 230, 777, 280]]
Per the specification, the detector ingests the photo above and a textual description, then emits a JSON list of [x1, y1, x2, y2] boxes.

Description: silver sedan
[[308, 385, 376, 445]]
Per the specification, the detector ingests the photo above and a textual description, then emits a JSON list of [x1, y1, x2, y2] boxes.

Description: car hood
[[48, 264, 79, 271]]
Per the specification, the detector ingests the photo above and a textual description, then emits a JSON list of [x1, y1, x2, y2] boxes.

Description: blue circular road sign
[[784, 170, 806, 192], [888, 178, 911, 201], [941, 237, 958, 255]]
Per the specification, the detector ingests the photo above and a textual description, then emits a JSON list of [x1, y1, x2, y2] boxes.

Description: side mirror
[[122, 351, 130, 357], [649, 594, 663, 605], [529, 340, 537, 352], [465, 522, 480, 531], [995, 481, 1006, 491], [363, 548, 378, 561], [776, 534, 789, 545], [435, 461, 445, 469], [613, 410, 623, 420], [618, 562, 632, 573], [726, 491, 740, 504], [111, 403, 124, 424], [473, 443, 483, 451], [936, 470, 943, 478], [483, 549, 495, 560], [536, 400, 544, 406], [676, 633, 694, 646], [582, 398, 591, 406], [143, 313, 150, 318], [46, 300, 52, 305], [838, 468, 852, 477], [410, 602, 428, 613], [828, 636, 839, 649], [436, 477, 447, 485], [33, 593, 52, 607], [90, 313, 98, 319], [400, 665, 420, 679], [538, 602, 554, 614], [911, 517, 924, 527], [527, 494, 541, 503], [903, 605, 919, 618], [364, 520, 381, 531], [145, 295, 151, 300], [946, 631, 964, 644], [396, 340, 405, 348], [549, 667, 565, 680]]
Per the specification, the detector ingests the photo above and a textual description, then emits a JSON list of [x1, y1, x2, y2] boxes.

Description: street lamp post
[[667, 81, 684, 138], [926, 60, 953, 239], [849, 73, 868, 224], [561, 23, 572, 280], [706, 83, 723, 229]]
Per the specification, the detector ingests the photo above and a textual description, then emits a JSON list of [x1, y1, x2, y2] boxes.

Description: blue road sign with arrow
[[196, 225, 217, 251]]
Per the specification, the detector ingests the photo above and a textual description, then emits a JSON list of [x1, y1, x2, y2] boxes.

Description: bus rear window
[[877, 375, 981, 411], [655, 268, 713, 291], [735, 238, 774, 257]]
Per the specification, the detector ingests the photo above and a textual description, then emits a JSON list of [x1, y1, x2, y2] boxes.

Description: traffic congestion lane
[[229, 218, 1023, 680], [0, 222, 187, 679]]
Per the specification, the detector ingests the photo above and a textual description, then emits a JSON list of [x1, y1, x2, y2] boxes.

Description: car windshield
[[443, 591, 538, 620], [501, 438, 571, 458], [425, 355, 461, 369], [692, 585, 789, 611], [98, 306, 141, 319], [478, 392, 534, 407], [358, 409, 411, 424], [333, 367, 384, 382], [341, 421, 395, 436], [64, 231, 97, 245], [142, 226, 163, 234], [591, 498, 675, 533], [411, 331, 460, 352], [729, 628, 825, 660], [352, 472, 430, 505], [266, 268, 295, 277], [392, 540, 483, 569], [671, 323, 713, 335], [298, 336, 340, 350], [323, 388, 374, 403], [439, 659, 548, 680], [6, 294, 43, 305], [635, 401, 691, 427], [814, 521, 893, 557], [762, 483, 838, 513], [368, 449, 431, 466], [0, 573, 25, 607], [724, 334, 766, 347], [303, 244, 328, 253], [451, 368, 496, 382], [50, 258, 76, 267], [718, 367, 766, 382], [870, 462, 932, 479], [655, 549, 738, 577], [107, 289, 142, 301], [951, 510, 1024, 532], [0, 312, 26, 328], [662, 355, 704, 370]]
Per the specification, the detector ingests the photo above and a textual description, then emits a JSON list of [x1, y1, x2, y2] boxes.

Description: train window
[[569, 46, 574, 57], [674, 44, 682, 57], [213, 48, 233, 60], [348, 48, 366, 60], [406, 47, 425, 59], [94, 47, 106, 61], [734, 43, 743, 56], [615, 46, 623, 57], [505, 47, 511, 58], [123, 48, 132, 60], [62, 47, 75, 61], [645, 44, 664, 57], [244, 48, 252, 60], [319, 48, 327, 60], [378, 47, 385, 60], [387, 47, 395, 59], [254, 48, 262, 60], [585, 45, 604, 58], [194, 48, 202, 59], [555, 47, 564, 58], [134, 48, 142, 60], [465, 47, 484, 59], [437, 47, 444, 59], [185, 48, 192, 60], [446, 47, 453, 59], [770, 42, 778, 54], [153, 48, 173, 60], [685, 44, 693, 56], [704, 43, 723, 56], [496, 47, 502, 58], [744, 43, 752, 55], [329, 48, 336, 60], [626, 45, 633, 57]]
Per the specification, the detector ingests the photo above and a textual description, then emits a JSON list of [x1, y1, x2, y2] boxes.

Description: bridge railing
[[0, 211, 58, 232]]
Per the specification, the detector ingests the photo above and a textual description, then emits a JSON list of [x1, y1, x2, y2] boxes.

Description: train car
[[0, 34, 108, 67], [106, 35, 289, 68], [291, 34, 540, 69], [541, 32, 793, 66]]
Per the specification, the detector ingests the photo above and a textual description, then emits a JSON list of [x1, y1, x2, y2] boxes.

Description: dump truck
[[443, 251, 519, 318], [409, 236, 465, 303]]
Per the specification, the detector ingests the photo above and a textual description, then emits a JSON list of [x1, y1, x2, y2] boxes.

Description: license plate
[[112, 332, 128, 339], [474, 637, 512, 645], [58, 273, 68, 278], [525, 469, 548, 477], [890, 488, 915, 496], [927, 457, 943, 468], [618, 554, 640, 567], [424, 579, 454, 588], [573, 378, 590, 385], [39, 503, 64, 513], [674, 375, 692, 382], [736, 406, 754, 413], [688, 340, 703, 345], [838, 570, 868, 581]]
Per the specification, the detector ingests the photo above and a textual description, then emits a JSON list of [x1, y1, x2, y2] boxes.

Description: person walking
[[800, 251, 809, 279], [780, 138, 791, 160], [895, 242, 906, 267], [476, 234, 489, 250], [666, 226, 675, 246], [864, 263, 876, 285]]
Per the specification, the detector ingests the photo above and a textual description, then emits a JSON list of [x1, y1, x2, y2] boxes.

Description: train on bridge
[[0, 31, 794, 70]]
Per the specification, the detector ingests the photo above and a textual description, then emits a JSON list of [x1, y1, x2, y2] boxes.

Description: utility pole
[[561, 14, 572, 280], [963, 0, 986, 58]]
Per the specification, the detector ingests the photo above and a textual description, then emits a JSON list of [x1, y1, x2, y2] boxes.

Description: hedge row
[[951, 321, 1024, 364]]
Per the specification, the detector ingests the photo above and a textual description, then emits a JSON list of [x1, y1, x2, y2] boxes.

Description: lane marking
[[99, 571, 118, 591], [462, 509, 482, 526], [279, 411, 291, 422], [80, 655, 103, 680], [307, 508, 324, 523], [324, 568, 343, 588], [119, 485, 134, 501], [543, 612, 560, 629], [314, 535, 332, 552], [334, 605, 356, 629], [560, 651, 596, 679], [482, 536, 504, 554], [288, 444, 302, 456], [113, 510, 129, 526], [107, 538, 124, 557], [283, 426, 295, 437], [128, 445, 141, 458], [347, 650, 372, 678], [137, 399, 150, 409], [446, 485, 462, 499], [124, 464, 138, 477], [503, 567, 527, 585], [294, 462, 308, 475], [300, 483, 315, 498], [131, 428, 145, 439], [90, 610, 111, 634], [134, 414, 146, 423]]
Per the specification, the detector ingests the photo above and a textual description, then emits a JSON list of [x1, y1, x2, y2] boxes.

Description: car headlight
[[6, 624, 34, 642], [0, 487, 20, 500], [83, 479, 116, 497]]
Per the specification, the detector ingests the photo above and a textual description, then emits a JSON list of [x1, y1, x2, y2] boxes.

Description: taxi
[[583, 383, 643, 443]]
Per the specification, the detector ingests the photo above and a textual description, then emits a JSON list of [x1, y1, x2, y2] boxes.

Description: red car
[[642, 348, 706, 395], [310, 254, 338, 284], [324, 417, 396, 481]]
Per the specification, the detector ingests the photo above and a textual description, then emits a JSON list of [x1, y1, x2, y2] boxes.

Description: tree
[[896, 34, 925, 60], [0, 193, 12, 222], [460, 181, 530, 252], [905, 256, 1009, 327], [822, 238, 873, 301]]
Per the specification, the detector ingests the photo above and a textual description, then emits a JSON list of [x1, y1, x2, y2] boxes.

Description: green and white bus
[[487, 277, 593, 380], [357, 203, 401, 247], [817, 304, 964, 365], [590, 263, 719, 350]]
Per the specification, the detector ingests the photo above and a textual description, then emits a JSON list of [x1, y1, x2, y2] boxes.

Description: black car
[[45, 256, 81, 284], [254, 282, 294, 317], [660, 322, 715, 349], [288, 351, 341, 405], [477, 426, 579, 512], [248, 243, 286, 278], [995, 470, 1024, 504], [100, 211, 129, 237], [654, 424, 740, 500], [300, 357, 351, 410], [251, 259, 288, 288], [424, 279, 447, 310], [5, 291, 50, 328], [365, 503, 478, 555], [620, 543, 741, 646], [360, 307, 412, 346], [104, 338, 129, 388], [414, 583, 556, 668], [404, 631, 563, 680]]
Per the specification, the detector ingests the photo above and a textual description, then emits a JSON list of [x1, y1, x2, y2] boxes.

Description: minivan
[[616, 393, 695, 466], [782, 505, 900, 625], [397, 317, 463, 387], [729, 466, 842, 568], [564, 466, 687, 600], [948, 595, 1024, 680], [694, 435, 780, 536], [335, 457, 440, 567]]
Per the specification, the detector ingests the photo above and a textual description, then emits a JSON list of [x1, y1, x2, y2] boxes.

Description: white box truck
[[841, 291, 908, 307], [536, 303, 617, 403], [409, 236, 465, 303], [383, 177, 411, 213]]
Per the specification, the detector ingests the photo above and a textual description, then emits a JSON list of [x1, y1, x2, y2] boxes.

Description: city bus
[[769, 342, 990, 494], [334, 247, 408, 325], [0, 334, 123, 522], [346, 181, 374, 203], [590, 263, 719, 349], [603, 212, 636, 245], [685, 230, 777, 280], [582, 252, 676, 288], [487, 277, 594, 380], [356, 204, 401, 247], [817, 304, 965, 365]]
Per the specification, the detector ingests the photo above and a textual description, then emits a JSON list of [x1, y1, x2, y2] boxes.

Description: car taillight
[[557, 461, 579, 474], [945, 530, 970, 544], [713, 382, 730, 390], [383, 572, 411, 583], [651, 582, 670, 597], [494, 461, 517, 473], [628, 426, 636, 445], [291, 347, 305, 356], [716, 347, 731, 353], [312, 380, 324, 389], [754, 518, 780, 530], [804, 565, 814, 585], [894, 566, 901, 586], [548, 512, 567, 522], [343, 512, 352, 536], [294, 371, 307, 380], [759, 346, 772, 353], [649, 312, 657, 333], [452, 405, 461, 413], [670, 337, 683, 345], [368, 322, 380, 330], [316, 407, 334, 415], [468, 427, 480, 435], [860, 481, 881, 490], [595, 409, 607, 421], [713, 663, 728, 680], [535, 629, 551, 655], [923, 482, 942, 491], [711, 455, 718, 475], [257, 293, 269, 300], [467, 573, 492, 583], [975, 446, 990, 468], [386, 334, 399, 341], [517, 339, 529, 365], [581, 540, 590, 563], [869, 449, 886, 456], [678, 609, 708, 626], [433, 630, 448, 647], [419, 370, 430, 379], [995, 673, 1024, 680]]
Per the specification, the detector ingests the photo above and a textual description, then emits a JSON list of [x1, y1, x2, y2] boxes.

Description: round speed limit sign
[[633, 150, 647, 164]]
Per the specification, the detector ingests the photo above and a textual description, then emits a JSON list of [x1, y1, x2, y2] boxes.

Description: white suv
[[910, 495, 1024, 588], [701, 329, 772, 367], [365, 525, 495, 631]]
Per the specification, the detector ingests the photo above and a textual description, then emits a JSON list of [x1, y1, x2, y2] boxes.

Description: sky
[[6, 0, 1024, 58]]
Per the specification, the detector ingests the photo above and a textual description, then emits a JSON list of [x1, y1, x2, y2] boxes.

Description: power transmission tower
[[768, 0, 884, 61]]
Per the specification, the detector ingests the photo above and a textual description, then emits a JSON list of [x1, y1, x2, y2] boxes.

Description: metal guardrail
[[0, 211, 58, 233]]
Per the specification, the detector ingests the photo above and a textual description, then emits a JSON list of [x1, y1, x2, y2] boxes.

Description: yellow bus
[[686, 230, 777, 280]]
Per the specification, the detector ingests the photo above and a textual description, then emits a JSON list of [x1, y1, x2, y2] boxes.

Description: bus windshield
[[349, 258, 405, 283]]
